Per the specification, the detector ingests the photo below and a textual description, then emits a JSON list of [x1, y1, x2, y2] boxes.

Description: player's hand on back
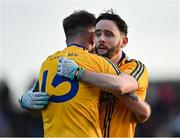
[[57, 57, 84, 80], [18, 80, 49, 109]]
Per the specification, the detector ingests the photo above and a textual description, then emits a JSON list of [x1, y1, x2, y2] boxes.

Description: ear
[[88, 32, 95, 45], [122, 36, 128, 48]]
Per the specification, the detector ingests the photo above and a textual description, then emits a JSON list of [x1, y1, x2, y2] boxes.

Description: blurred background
[[0, 0, 180, 136]]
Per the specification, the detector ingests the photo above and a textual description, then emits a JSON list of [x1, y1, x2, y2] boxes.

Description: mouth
[[97, 44, 108, 55]]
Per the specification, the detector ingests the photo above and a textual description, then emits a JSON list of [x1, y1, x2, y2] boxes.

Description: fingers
[[57, 64, 62, 74], [63, 59, 76, 65], [32, 105, 47, 110], [57, 57, 78, 80], [58, 58, 71, 75], [58, 60, 77, 69], [33, 92, 48, 96], [33, 95, 49, 101], [32, 100, 49, 105], [29, 92, 49, 101], [58, 57, 65, 74], [59, 57, 75, 64], [56, 71, 63, 76]]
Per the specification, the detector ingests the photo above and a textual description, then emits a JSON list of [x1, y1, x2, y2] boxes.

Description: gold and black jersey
[[99, 51, 149, 137]]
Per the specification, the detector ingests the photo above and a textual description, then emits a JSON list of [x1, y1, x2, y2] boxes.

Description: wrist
[[75, 67, 84, 80]]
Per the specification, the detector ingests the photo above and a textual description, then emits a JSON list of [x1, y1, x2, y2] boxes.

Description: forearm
[[119, 95, 151, 123], [81, 70, 138, 95]]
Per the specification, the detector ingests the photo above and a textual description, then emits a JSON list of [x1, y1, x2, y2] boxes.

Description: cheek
[[108, 38, 117, 46], [94, 37, 99, 44], [113, 37, 122, 46]]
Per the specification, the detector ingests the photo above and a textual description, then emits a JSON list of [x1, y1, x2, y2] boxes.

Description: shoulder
[[121, 58, 148, 81], [41, 51, 61, 66], [128, 59, 148, 81], [87, 53, 120, 75], [125, 59, 149, 91]]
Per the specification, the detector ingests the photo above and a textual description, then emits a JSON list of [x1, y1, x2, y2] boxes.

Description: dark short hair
[[96, 9, 128, 36], [63, 10, 96, 40]]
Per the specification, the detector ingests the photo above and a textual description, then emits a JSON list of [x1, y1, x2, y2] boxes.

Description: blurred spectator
[[170, 114, 180, 136], [0, 80, 14, 136], [135, 81, 180, 136], [0, 79, 43, 136], [158, 82, 177, 106]]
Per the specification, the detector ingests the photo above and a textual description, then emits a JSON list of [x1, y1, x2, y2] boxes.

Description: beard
[[95, 44, 119, 59]]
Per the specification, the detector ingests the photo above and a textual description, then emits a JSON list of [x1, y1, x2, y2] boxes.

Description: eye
[[105, 32, 114, 37], [95, 32, 101, 37]]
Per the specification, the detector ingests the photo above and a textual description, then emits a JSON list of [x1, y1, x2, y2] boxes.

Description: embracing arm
[[82, 71, 150, 123], [57, 57, 137, 96], [57, 57, 138, 95], [81, 70, 138, 95], [118, 94, 151, 123], [82, 70, 151, 122]]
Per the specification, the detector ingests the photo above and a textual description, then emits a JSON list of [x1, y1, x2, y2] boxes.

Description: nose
[[99, 35, 105, 44]]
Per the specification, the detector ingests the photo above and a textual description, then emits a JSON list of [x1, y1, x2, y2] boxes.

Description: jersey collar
[[117, 51, 126, 66], [67, 43, 88, 50]]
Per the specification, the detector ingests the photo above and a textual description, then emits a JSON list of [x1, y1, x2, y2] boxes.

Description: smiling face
[[95, 19, 127, 59]]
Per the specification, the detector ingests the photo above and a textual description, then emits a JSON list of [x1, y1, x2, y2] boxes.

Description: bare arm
[[118, 94, 151, 123], [58, 57, 137, 95], [81, 70, 138, 95], [81, 70, 151, 123]]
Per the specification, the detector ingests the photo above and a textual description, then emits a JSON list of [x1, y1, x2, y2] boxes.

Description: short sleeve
[[120, 59, 149, 100]]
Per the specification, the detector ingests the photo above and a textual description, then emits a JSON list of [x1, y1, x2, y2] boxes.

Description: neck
[[110, 50, 122, 64], [68, 38, 89, 50]]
